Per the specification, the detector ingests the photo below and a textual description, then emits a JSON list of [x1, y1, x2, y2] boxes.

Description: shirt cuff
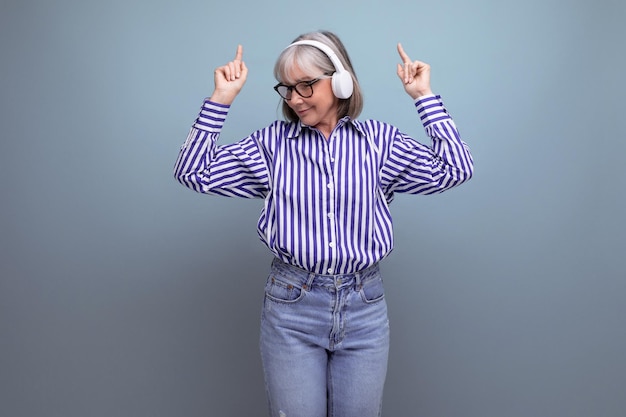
[[414, 94, 451, 128], [192, 99, 231, 132]]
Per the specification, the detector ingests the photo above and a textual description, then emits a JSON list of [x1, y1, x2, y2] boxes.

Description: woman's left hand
[[396, 43, 433, 99]]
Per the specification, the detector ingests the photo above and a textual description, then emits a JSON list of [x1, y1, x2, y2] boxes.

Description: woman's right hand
[[209, 45, 248, 105]]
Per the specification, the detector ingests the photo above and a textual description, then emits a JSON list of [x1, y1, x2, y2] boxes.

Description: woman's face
[[284, 64, 339, 138]]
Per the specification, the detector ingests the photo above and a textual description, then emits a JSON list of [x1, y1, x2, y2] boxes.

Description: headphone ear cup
[[331, 70, 354, 99]]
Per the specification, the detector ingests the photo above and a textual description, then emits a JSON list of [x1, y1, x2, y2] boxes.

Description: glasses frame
[[273, 75, 330, 100]]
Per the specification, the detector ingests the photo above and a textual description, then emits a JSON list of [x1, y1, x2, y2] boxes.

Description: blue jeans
[[260, 258, 390, 417]]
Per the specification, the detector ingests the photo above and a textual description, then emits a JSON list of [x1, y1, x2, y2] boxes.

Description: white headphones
[[285, 40, 354, 99]]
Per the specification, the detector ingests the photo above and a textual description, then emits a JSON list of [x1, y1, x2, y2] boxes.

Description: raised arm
[[174, 45, 269, 198], [375, 43, 473, 196]]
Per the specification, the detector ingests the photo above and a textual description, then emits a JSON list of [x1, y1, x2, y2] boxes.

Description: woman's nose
[[289, 93, 304, 105]]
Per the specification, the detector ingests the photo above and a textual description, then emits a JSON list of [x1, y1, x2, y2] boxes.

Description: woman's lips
[[296, 107, 310, 116]]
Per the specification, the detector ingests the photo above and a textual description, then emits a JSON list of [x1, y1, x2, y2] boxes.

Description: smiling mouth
[[296, 107, 310, 115]]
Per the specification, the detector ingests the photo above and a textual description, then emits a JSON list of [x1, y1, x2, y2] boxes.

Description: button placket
[[323, 136, 338, 275]]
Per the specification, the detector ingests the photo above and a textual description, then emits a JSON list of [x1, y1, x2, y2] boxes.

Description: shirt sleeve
[[173, 99, 270, 198], [381, 94, 474, 195]]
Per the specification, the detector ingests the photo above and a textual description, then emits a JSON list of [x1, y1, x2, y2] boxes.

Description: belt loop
[[304, 272, 316, 291], [355, 271, 362, 290]]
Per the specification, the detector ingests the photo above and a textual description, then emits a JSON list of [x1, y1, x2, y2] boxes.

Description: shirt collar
[[285, 116, 365, 139]]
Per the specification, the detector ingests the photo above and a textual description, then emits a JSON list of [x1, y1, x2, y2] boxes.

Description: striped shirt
[[174, 94, 473, 275]]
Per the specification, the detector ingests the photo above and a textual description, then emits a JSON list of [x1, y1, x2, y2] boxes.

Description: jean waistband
[[270, 257, 380, 290]]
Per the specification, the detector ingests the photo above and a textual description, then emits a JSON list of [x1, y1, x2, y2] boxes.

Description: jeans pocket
[[264, 275, 305, 303], [359, 276, 385, 304]]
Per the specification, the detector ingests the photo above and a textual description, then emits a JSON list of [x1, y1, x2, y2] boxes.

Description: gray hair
[[274, 31, 364, 122]]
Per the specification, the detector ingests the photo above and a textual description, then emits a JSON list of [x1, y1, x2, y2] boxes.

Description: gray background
[[1, 0, 624, 416]]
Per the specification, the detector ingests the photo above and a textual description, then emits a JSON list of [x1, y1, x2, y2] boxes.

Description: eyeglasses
[[273, 76, 329, 100]]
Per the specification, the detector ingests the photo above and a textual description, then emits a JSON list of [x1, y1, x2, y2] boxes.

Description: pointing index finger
[[397, 43, 411, 63], [234, 44, 243, 61]]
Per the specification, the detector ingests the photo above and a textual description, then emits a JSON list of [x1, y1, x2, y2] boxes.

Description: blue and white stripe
[[174, 94, 473, 274]]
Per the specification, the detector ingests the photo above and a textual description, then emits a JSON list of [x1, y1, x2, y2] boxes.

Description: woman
[[175, 30, 473, 417]]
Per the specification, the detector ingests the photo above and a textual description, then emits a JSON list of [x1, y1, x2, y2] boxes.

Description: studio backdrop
[[1, 0, 624, 416]]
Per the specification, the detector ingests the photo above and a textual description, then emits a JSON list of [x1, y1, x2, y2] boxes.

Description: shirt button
[[327, 183, 334, 190], [328, 212, 334, 219], [329, 242, 335, 248], [327, 268, 333, 274]]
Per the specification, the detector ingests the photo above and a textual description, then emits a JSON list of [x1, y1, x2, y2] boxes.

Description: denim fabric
[[260, 258, 390, 417]]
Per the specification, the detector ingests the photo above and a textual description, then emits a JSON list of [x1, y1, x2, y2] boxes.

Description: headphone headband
[[284, 39, 354, 99], [286, 40, 346, 73]]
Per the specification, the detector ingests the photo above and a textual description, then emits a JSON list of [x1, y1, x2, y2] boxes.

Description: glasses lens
[[275, 85, 291, 99], [294, 81, 314, 98]]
